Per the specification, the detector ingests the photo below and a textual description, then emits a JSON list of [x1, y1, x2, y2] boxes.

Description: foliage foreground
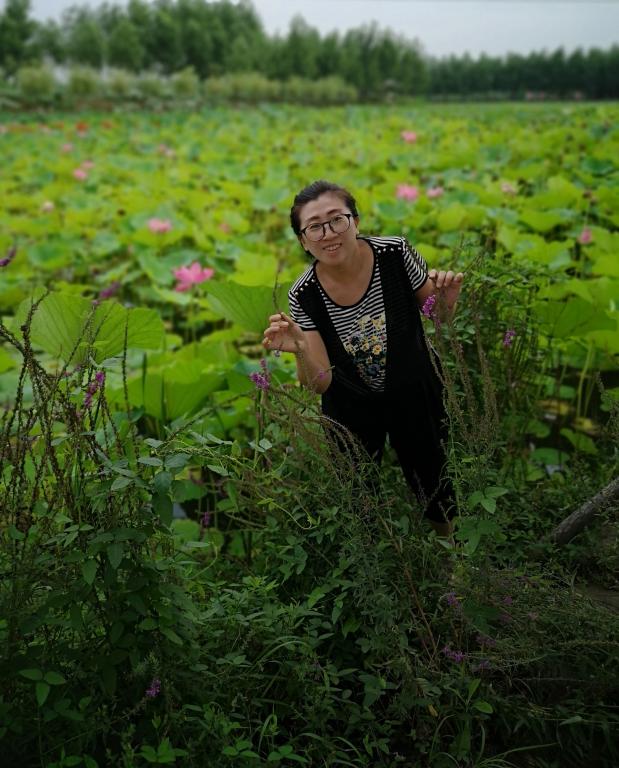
[[0, 103, 618, 766], [1, 284, 618, 768]]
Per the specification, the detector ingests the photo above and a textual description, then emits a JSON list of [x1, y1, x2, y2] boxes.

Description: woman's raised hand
[[262, 312, 305, 354], [428, 269, 464, 309]]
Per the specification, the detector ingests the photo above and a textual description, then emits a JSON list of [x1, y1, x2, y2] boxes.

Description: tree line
[[1, 0, 617, 99]]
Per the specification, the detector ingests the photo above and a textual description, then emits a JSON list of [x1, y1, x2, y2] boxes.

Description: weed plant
[[0, 253, 618, 767]]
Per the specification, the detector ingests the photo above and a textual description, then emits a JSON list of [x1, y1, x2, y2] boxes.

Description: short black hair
[[290, 180, 359, 235]]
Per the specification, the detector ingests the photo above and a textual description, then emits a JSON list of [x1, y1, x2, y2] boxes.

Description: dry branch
[[551, 477, 619, 545]]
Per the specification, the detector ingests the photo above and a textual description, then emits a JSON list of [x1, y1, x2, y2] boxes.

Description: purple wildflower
[[99, 281, 121, 300], [422, 294, 437, 318], [201, 510, 211, 528], [250, 359, 271, 391], [82, 370, 105, 411], [442, 645, 466, 663], [145, 677, 161, 698], [249, 372, 270, 391], [503, 329, 516, 348], [0, 244, 17, 268], [502, 595, 513, 605], [445, 591, 460, 608], [473, 659, 491, 672]]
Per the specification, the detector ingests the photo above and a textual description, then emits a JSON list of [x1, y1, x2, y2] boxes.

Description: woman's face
[[297, 192, 359, 266]]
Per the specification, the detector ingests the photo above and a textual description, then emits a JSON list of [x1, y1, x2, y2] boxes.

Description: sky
[[27, 0, 619, 58]]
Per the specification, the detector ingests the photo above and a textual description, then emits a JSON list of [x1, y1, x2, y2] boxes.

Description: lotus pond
[[0, 103, 618, 767]]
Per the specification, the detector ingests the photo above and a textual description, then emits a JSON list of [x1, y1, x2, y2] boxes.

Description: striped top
[[288, 235, 428, 392]]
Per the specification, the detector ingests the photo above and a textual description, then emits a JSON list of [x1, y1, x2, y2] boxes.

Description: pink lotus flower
[[61, 142, 74, 153], [173, 262, 215, 292], [41, 200, 55, 213], [578, 227, 592, 245], [148, 218, 173, 234], [401, 131, 417, 143], [501, 181, 517, 196], [396, 184, 419, 202], [426, 186, 444, 199], [73, 168, 88, 181]]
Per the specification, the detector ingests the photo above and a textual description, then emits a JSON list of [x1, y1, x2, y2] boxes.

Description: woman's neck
[[316, 238, 369, 283]]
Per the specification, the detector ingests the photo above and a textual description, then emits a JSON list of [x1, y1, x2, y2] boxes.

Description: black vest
[[295, 237, 436, 409]]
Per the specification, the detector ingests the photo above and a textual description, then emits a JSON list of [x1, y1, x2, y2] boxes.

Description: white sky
[[27, 0, 619, 58]]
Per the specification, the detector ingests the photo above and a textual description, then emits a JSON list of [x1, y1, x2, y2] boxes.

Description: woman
[[262, 181, 463, 537]]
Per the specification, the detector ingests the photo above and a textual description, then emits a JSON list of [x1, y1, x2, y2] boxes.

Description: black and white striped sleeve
[[288, 289, 317, 331], [402, 238, 428, 292]]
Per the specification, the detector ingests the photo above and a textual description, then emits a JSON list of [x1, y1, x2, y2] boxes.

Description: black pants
[[321, 374, 455, 523]]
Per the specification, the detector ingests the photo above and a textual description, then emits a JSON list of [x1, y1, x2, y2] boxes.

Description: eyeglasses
[[300, 213, 353, 242]]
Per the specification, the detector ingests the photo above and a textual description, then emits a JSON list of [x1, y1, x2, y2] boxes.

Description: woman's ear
[[298, 235, 312, 257]]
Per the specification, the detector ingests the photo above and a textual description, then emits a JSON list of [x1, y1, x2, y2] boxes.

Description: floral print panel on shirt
[[342, 311, 387, 387]]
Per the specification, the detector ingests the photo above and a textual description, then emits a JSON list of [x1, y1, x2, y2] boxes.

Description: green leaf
[[468, 678, 481, 699], [139, 617, 158, 631], [560, 427, 597, 454], [560, 715, 584, 726], [519, 208, 567, 233], [165, 453, 189, 469], [534, 297, 615, 339], [436, 203, 467, 232], [480, 497, 496, 514], [160, 627, 183, 645], [152, 493, 173, 526], [206, 463, 229, 477], [14, 293, 164, 364], [36, 681, 51, 706], [473, 700, 493, 714], [44, 671, 66, 686], [207, 281, 280, 335], [485, 486, 509, 498], [153, 471, 172, 493], [0, 346, 15, 373], [107, 542, 124, 570], [82, 559, 97, 585], [8, 525, 25, 540], [111, 475, 133, 491], [121, 363, 222, 421], [138, 456, 163, 466], [19, 668, 43, 681]]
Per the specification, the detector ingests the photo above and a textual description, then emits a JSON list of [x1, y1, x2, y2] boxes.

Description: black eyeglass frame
[[300, 213, 354, 242]]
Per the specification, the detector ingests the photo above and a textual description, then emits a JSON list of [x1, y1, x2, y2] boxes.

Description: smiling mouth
[[323, 243, 341, 253]]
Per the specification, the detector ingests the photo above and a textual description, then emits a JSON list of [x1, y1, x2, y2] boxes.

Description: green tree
[[107, 17, 144, 71], [0, 0, 36, 73], [150, 0, 184, 73], [30, 19, 65, 64], [64, 7, 106, 68]]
